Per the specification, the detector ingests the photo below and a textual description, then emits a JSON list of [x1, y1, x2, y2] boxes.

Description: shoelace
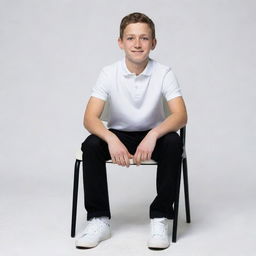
[[151, 218, 168, 237]]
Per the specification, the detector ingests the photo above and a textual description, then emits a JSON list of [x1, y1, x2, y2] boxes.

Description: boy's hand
[[133, 131, 158, 166], [107, 137, 133, 167]]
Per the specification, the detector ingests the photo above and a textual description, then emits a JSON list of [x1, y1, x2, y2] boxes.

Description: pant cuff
[[150, 210, 174, 220], [87, 211, 111, 221]]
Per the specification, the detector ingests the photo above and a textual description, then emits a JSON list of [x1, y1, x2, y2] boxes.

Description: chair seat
[[76, 148, 186, 163], [76, 149, 157, 165]]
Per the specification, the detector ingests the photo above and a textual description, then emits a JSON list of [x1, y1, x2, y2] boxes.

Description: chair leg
[[71, 159, 81, 237], [183, 158, 191, 223], [172, 164, 182, 243]]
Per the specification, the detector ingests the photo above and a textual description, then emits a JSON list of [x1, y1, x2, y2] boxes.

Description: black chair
[[71, 124, 191, 242]]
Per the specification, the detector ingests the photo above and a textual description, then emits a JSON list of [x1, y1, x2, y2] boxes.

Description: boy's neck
[[125, 57, 149, 76]]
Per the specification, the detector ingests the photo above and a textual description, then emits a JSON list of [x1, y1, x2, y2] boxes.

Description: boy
[[75, 12, 187, 250]]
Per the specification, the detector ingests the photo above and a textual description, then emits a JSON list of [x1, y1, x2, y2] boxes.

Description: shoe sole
[[148, 241, 170, 250], [75, 234, 111, 249]]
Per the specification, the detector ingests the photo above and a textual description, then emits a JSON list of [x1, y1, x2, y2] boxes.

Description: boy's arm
[[133, 96, 187, 165], [83, 96, 116, 143], [83, 96, 132, 167], [149, 96, 187, 139]]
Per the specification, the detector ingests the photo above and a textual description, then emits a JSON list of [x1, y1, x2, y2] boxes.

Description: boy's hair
[[119, 12, 155, 40]]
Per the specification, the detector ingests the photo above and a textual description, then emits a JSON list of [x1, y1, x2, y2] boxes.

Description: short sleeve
[[162, 69, 182, 101], [91, 69, 109, 101]]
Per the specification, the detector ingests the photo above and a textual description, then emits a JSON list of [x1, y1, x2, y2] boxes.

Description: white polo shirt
[[91, 58, 182, 131]]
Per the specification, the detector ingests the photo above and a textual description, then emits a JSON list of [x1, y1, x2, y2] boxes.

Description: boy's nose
[[134, 39, 141, 48]]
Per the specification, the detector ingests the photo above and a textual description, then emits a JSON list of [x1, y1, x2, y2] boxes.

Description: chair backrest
[[100, 96, 171, 121]]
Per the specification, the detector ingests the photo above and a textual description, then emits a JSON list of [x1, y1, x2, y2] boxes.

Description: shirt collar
[[121, 58, 153, 77]]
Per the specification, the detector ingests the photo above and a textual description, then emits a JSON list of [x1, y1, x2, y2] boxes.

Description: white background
[[1, 0, 256, 255]]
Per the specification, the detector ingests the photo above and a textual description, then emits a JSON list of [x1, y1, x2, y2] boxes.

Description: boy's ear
[[118, 37, 124, 49], [151, 38, 157, 50]]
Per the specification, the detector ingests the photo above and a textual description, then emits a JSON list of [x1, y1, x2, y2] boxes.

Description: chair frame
[[71, 126, 191, 242]]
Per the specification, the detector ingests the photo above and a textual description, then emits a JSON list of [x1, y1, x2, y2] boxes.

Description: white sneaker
[[147, 217, 170, 249], [75, 217, 111, 249]]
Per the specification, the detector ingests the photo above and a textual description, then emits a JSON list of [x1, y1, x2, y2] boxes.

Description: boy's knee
[[161, 132, 182, 152], [81, 134, 103, 152]]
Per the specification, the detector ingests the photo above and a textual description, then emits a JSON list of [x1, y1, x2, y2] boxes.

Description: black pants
[[81, 128, 183, 221]]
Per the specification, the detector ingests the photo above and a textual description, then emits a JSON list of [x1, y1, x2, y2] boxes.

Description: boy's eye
[[126, 37, 149, 40]]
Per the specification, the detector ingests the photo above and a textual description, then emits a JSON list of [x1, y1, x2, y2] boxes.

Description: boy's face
[[118, 22, 157, 65]]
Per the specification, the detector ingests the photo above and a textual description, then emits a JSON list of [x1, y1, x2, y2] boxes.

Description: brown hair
[[119, 12, 155, 40]]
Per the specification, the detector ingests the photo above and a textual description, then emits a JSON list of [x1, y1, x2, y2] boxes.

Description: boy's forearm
[[149, 112, 187, 139], [84, 117, 118, 144]]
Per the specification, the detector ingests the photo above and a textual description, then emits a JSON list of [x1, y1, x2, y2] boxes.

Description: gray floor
[[1, 166, 255, 256]]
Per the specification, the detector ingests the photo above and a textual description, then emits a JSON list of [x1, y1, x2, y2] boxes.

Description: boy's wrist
[[148, 129, 159, 139], [105, 132, 119, 144]]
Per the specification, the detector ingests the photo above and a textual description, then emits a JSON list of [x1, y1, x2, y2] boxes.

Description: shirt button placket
[[134, 77, 140, 99]]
